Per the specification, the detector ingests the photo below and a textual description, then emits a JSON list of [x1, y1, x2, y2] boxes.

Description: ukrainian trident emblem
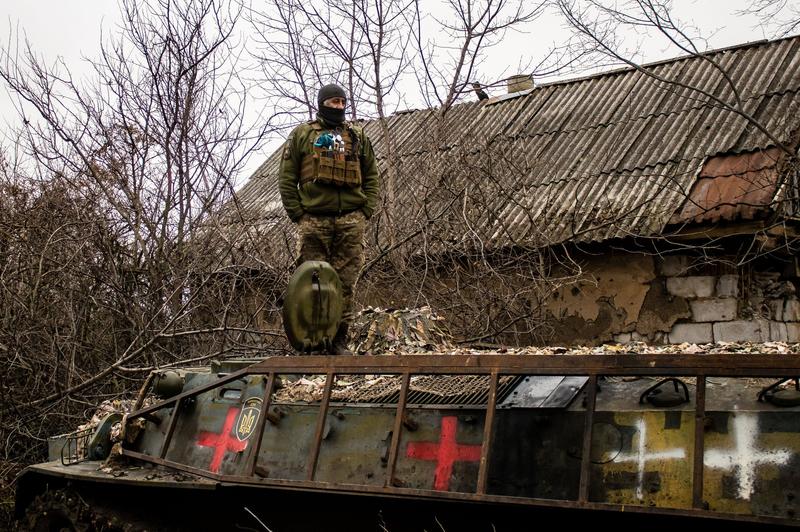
[[235, 397, 262, 442]]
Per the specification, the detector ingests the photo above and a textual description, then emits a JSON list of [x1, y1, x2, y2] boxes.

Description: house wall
[[212, 250, 800, 349], [545, 251, 800, 345]]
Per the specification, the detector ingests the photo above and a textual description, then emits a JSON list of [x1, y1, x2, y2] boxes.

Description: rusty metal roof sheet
[[219, 36, 800, 264], [670, 147, 783, 224]]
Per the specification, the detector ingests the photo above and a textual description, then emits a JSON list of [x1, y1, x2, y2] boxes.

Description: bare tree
[[540, 0, 800, 304], [555, 0, 795, 157], [0, 0, 284, 521], [250, 0, 421, 250], [242, 0, 593, 347], [248, 0, 343, 122], [412, 0, 546, 113], [306, 0, 418, 241], [742, 0, 800, 37]]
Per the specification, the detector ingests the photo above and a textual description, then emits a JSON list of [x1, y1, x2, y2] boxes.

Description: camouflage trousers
[[296, 210, 366, 325]]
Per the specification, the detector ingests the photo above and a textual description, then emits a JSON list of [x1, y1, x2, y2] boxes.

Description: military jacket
[[279, 117, 379, 222]]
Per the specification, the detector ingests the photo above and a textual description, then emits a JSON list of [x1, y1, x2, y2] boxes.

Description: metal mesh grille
[[274, 374, 522, 406]]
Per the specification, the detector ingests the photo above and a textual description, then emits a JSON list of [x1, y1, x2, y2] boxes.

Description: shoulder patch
[[283, 136, 293, 160]]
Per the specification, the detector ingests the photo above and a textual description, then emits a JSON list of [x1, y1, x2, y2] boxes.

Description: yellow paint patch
[[547, 254, 654, 325], [597, 411, 694, 509]]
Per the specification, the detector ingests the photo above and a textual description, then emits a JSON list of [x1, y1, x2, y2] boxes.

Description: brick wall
[[628, 255, 800, 344]]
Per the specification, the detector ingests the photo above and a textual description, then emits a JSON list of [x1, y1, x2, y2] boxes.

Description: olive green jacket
[[279, 117, 380, 222]]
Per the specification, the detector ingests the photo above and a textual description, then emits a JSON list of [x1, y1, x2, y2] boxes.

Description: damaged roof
[[222, 36, 800, 265]]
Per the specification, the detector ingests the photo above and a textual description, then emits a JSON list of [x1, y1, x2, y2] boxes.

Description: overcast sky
[[1, 0, 795, 182], [2, 1, 779, 82]]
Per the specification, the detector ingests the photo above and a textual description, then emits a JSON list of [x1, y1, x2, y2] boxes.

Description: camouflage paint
[[590, 411, 694, 509], [130, 377, 800, 522]]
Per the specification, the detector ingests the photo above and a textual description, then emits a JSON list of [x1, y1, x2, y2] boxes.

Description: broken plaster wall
[[544, 253, 689, 345], [651, 255, 800, 344], [545, 251, 800, 346]]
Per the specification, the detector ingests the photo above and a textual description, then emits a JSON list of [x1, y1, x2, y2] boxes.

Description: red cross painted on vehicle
[[405, 416, 482, 491], [197, 407, 248, 473]]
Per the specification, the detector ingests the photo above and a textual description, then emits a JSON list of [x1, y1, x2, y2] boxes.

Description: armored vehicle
[[15, 351, 800, 531], [14, 263, 800, 530]]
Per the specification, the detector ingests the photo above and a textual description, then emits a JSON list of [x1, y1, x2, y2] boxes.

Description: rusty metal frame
[[307, 371, 333, 481], [245, 373, 276, 477], [386, 372, 410, 488], [692, 376, 707, 509], [158, 397, 182, 459], [476, 371, 498, 494], [578, 375, 598, 503], [121, 354, 800, 527]]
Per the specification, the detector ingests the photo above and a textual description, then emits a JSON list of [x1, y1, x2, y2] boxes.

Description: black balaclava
[[317, 83, 347, 126]]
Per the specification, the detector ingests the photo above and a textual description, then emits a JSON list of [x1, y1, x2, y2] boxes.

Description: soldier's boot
[[331, 323, 354, 356]]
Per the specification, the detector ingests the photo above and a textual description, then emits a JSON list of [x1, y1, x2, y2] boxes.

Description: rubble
[[347, 306, 800, 357], [78, 397, 156, 450], [276, 304, 800, 402], [78, 397, 156, 434], [351, 306, 453, 355]]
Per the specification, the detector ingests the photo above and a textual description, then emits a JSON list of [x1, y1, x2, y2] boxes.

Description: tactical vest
[[299, 122, 362, 187]]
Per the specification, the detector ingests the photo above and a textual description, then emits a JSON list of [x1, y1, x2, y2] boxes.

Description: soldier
[[279, 83, 380, 355]]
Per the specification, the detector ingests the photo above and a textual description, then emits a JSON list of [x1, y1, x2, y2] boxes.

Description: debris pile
[[273, 335, 800, 403], [405, 339, 800, 357], [56, 397, 157, 464], [545, 340, 800, 356], [755, 271, 796, 300], [349, 307, 800, 356], [77, 398, 155, 434], [274, 374, 398, 403], [351, 306, 453, 355]]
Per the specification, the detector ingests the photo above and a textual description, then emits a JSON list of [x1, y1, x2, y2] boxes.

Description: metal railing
[[120, 353, 800, 527], [60, 426, 93, 465]]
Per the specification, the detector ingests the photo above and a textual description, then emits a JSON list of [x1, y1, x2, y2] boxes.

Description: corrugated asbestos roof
[[216, 36, 800, 265]]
